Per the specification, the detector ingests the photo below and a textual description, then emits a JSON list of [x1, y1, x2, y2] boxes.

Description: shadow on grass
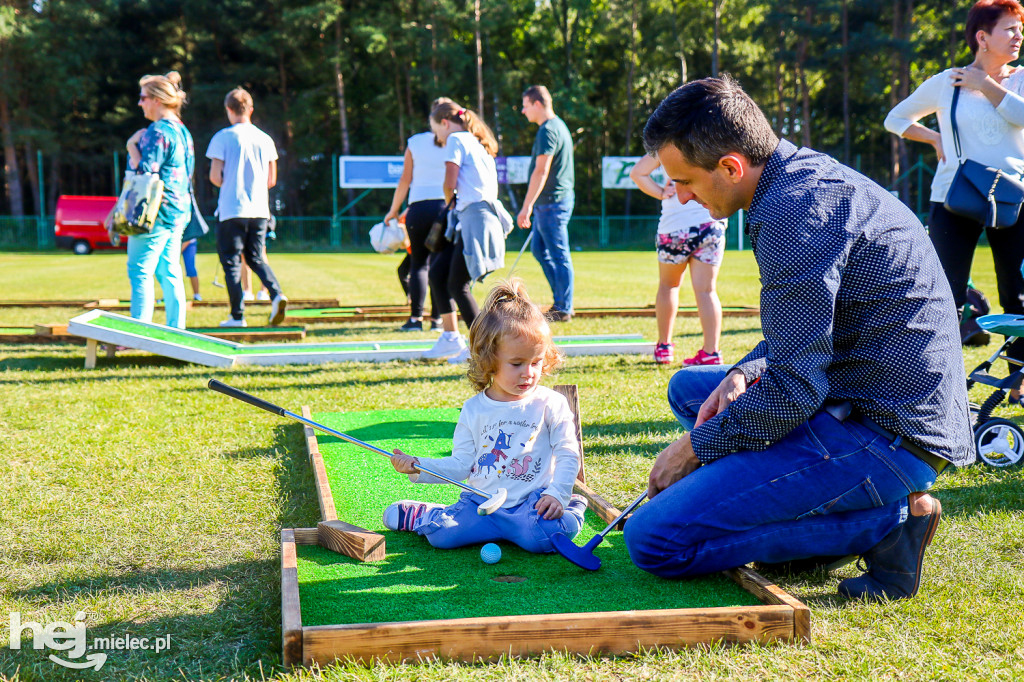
[[5, 558, 282, 681], [3, 423, 320, 681], [936, 470, 1024, 514]]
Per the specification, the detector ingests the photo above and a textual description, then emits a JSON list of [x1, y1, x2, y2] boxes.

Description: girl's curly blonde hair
[[466, 278, 563, 392]]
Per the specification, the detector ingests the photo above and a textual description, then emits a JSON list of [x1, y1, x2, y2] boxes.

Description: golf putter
[[507, 230, 534, 277], [208, 379, 508, 514], [550, 490, 648, 570]]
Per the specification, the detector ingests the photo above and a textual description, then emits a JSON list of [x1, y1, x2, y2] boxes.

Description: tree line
[[0, 0, 974, 220]]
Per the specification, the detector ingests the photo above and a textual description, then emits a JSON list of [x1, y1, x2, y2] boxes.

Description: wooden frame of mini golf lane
[[280, 387, 810, 667]]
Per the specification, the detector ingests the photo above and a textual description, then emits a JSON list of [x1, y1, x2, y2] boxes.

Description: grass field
[[1, 249, 1022, 681]]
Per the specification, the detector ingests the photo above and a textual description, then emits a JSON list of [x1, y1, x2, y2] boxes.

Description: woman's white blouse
[[884, 68, 1024, 202]]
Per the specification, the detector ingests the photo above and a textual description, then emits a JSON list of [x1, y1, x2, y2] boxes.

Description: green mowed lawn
[[1, 249, 1022, 681]]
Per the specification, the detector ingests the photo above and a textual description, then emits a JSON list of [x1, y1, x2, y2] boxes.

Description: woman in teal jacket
[[125, 70, 195, 329]]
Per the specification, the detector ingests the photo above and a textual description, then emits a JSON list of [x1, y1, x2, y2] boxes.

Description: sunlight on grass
[[0, 250, 1021, 681]]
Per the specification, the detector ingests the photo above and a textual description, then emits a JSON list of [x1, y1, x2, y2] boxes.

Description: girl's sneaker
[[422, 331, 466, 359], [654, 342, 674, 365], [683, 349, 723, 366], [447, 346, 471, 364], [382, 500, 446, 531]]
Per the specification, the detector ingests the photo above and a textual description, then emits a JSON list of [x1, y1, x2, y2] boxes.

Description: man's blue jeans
[[623, 365, 940, 578], [531, 194, 575, 314]]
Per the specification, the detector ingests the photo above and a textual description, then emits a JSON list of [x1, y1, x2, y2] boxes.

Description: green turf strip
[[288, 306, 754, 318], [85, 316, 646, 356], [0, 327, 37, 334], [187, 325, 305, 333], [296, 408, 759, 627], [90, 315, 240, 353]]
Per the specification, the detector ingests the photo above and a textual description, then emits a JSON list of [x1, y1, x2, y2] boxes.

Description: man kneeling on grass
[[624, 76, 974, 601]]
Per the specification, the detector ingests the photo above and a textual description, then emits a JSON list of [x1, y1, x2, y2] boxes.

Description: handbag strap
[[950, 84, 963, 162], [437, 195, 455, 219]]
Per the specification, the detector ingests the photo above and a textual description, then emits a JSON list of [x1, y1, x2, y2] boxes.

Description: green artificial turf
[[85, 314, 647, 357], [286, 305, 756, 319], [296, 408, 760, 628]]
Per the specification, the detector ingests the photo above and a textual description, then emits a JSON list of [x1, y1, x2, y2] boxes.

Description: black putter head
[[551, 532, 603, 571]]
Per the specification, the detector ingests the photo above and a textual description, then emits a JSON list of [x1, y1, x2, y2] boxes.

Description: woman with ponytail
[[125, 71, 195, 329], [422, 102, 513, 363]]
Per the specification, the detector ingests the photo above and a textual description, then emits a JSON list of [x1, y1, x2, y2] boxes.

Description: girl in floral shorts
[[630, 154, 726, 365]]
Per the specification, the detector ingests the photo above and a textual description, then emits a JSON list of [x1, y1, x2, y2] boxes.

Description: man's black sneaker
[[398, 319, 423, 332]]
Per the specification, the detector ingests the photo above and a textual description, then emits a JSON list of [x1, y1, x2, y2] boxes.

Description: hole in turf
[[492, 575, 528, 583]]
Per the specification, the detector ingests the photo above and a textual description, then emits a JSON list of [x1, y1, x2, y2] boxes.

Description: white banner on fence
[[602, 156, 667, 189], [339, 155, 532, 188], [497, 156, 531, 185], [338, 156, 405, 188]]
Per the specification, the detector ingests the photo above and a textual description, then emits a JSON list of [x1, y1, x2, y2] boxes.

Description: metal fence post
[[36, 150, 47, 248], [599, 185, 609, 247]]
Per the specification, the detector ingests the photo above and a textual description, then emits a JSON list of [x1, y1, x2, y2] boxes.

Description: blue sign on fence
[[338, 156, 405, 188]]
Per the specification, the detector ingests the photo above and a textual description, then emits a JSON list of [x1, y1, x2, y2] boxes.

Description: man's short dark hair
[[642, 75, 778, 171], [522, 85, 552, 109]]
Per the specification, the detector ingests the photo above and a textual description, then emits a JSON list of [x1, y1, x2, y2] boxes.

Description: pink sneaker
[[654, 342, 674, 365], [682, 349, 723, 366], [382, 500, 445, 531]]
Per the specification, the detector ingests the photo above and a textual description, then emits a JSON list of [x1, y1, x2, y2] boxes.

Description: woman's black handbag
[[425, 197, 455, 253], [944, 85, 1024, 228]]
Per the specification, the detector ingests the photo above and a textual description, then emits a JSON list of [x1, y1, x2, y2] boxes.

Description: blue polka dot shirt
[[689, 140, 975, 468]]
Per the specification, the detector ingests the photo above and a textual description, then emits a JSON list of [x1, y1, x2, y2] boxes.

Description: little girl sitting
[[384, 278, 587, 552]]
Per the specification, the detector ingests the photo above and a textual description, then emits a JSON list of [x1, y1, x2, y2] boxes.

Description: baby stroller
[[967, 314, 1024, 468]]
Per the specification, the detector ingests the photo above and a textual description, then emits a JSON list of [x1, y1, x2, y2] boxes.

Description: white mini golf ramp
[[68, 310, 655, 368]]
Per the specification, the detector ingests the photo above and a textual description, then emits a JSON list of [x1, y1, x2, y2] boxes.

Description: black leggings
[[405, 199, 445, 319], [928, 201, 1024, 358], [428, 233, 478, 327]]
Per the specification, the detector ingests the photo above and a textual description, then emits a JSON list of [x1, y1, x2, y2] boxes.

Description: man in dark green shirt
[[518, 85, 576, 320]]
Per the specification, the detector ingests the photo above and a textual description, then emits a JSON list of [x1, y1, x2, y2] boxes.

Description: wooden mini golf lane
[[297, 408, 760, 627], [68, 310, 655, 367]]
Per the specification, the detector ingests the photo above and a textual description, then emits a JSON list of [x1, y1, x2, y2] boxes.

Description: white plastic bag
[[369, 219, 408, 254]]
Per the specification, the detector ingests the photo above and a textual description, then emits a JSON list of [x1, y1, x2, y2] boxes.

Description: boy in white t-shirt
[[208, 87, 287, 328]]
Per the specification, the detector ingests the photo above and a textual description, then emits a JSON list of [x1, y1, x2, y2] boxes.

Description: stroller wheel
[[974, 418, 1024, 468]]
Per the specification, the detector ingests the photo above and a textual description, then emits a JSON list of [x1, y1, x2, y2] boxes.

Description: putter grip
[[207, 379, 287, 416]]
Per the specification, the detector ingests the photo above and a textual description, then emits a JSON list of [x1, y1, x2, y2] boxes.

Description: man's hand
[[695, 370, 748, 427], [390, 449, 419, 475], [647, 432, 701, 498], [517, 206, 533, 229], [534, 494, 563, 520]]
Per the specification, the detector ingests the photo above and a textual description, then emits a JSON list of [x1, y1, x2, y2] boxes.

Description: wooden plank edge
[[726, 566, 810, 644], [572, 480, 628, 528], [301, 604, 796, 665], [552, 384, 586, 485], [317, 520, 386, 562], [281, 529, 304, 667], [301, 406, 338, 522]]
